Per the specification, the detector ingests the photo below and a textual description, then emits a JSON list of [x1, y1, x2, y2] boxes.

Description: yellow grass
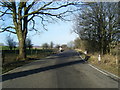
[[75, 49, 119, 77], [89, 54, 119, 77]]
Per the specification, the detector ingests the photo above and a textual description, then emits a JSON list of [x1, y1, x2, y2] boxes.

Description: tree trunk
[[16, 22, 27, 60], [17, 2, 28, 60], [17, 36, 26, 60]]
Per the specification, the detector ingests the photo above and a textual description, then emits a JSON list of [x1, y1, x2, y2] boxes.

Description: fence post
[[98, 54, 101, 64], [116, 52, 118, 65]]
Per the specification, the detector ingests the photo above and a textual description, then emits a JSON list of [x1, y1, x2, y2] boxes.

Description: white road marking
[[77, 52, 84, 60], [77, 51, 120, 80], [89, 64, 120, 79], [89, 64, 108, 76], [101, 68, 120, 79]]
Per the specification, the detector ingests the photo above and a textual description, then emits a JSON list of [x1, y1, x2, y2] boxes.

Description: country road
[[2, 50, 119, 88]]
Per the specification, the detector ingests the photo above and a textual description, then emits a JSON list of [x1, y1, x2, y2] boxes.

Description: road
[[2, 50, 119, 88]]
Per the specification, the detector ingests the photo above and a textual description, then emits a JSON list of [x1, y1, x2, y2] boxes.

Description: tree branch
[[27, 14, 36, 22], [0, 9, 12, 17], [42, 2, 77, 10], [39, 15, 48, 31], [21, 2, 77, 19], [26, 1, 36, 11], [38, 1, 53, 10], [0, 1, 13, 11], [29, 18, 37, 32], [0, 26, 16, 34], [27, 12, 59, 23]]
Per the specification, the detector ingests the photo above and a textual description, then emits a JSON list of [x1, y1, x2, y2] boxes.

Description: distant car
[[59, 46, 64, 52]]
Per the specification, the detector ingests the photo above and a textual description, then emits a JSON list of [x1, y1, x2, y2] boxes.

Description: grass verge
[[89, 54, 120, 77], [76, 49, 120, 77]]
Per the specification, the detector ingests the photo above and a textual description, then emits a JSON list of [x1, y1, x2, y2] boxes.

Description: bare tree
[[55, 44, 60, 49], [42, 43, 49, 49], [26, 38, 33, 50], [6, 36, 16, 50], [0, 0, 80, 60], [50, 41, 54, 49], [73, 2, 119, 54]]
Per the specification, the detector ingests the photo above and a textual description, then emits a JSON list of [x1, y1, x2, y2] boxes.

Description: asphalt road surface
[[2, 50, 119, 88]]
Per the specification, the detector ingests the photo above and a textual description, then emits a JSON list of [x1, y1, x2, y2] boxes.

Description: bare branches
[[29, 18, 37, 32], [38, 1, 53, 10], [0, 1, 13, 17], [42, 2, 76, 10], [73, 2, 119, 54], [26, 1, 36, 11], [29, 14, 48, 31], [0, 1, 13, 11], [0, 1, 80, 35], [0, 9, 12, 17], [21, 2, 78, 19], [0, 26, 16, 34], [39, 15, 48, 31], [27, 14, 36, 22]]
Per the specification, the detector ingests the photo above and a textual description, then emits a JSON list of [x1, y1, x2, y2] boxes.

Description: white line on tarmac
[[105, 70, 120, 79], [79, 57, 108, 76], [77, 51, 120, 79], [77, 52, 84, 60], [89, 64, 109, 76], [89, 64, 120, 79]]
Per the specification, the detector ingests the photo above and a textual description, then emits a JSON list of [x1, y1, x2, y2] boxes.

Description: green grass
[[2, 49, 57, 73], [1, 46, 10, 50]]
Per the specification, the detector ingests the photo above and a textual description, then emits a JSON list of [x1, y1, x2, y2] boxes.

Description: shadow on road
[[2, 59, 85, 82]]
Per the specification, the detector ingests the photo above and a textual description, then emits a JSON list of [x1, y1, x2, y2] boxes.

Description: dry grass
[[75, 49, 119, 77], [89, 53, 120, 77], [75, 49, 86, 59]]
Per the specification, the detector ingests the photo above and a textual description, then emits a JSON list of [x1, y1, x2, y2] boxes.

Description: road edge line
[[88, 64, 120, 79], [76, 50, 120, 80], [88, 64, 108, 76]]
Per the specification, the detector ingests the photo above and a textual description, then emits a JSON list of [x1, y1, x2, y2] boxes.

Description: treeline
[[42, 42, 54, 49], [42, 42, 68, 50], [73, 2, 119, 55], [4, 36, 33, 50], [5, 36, 68, 51]]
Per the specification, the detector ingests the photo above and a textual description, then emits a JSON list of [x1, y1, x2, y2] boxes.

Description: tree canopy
[[73, 2, 119, 54]]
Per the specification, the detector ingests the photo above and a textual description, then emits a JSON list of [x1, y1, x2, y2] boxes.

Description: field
[[1, 46, 57, 73]]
